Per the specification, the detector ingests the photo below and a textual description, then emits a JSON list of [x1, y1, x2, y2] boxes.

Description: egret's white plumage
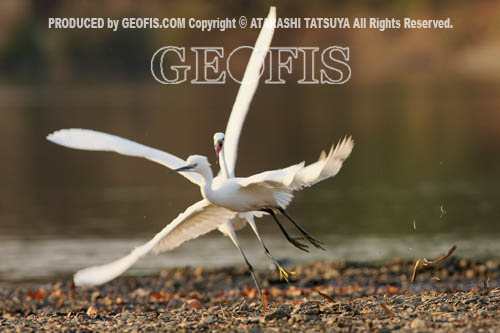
[[74, 200, 236, 286], [48, 7, 278, 287], [174, 136, 353, 253], [224, 7, 276, 177], [47, 128, 203, 187], [175, 136, 354, 214], [48, 129, 353, 287]]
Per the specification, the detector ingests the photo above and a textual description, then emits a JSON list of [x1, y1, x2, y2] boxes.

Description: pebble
[[86, 306, 98, 318], [480, 298, 490, 305], [201, 316, 215, 324], [265, 309, 290, 321], [465, 297, 478, 304], [1, 259, 500, 331], [410, 318, 426, 329], [392, 295, 405, 304], [440, 305, 453, 312]]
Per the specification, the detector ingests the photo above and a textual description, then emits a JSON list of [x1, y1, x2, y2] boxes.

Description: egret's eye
[[193, 163, 198, 167]]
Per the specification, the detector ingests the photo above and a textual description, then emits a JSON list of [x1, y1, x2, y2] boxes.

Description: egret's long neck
[[198, 165, 216, 200], [219, 146, 230, 180]]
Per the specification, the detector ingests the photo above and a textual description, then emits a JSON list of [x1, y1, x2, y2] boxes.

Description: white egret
[[48, 7, 280, 289], [172, 136, 354, 251], [52, 131, 352, 287]]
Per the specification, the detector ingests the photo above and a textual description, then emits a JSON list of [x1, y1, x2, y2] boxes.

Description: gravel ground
[[1, 257, 500, 332]]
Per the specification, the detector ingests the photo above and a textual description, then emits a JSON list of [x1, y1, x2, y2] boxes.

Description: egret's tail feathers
[[273, 190, 294, 209]]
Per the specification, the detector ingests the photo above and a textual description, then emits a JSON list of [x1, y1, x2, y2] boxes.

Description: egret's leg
[[275, 207, 326, 250], [225, 225, 262, 297], [261, 208, 309, 253], [247, 217, 294, 282]]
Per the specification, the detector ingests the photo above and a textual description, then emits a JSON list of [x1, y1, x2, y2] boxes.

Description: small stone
[[325, 318, 335, 325], [410, 318, 426, 329], [480, 298, 490, 305], [158, 313, 171, 321], [293, 314, 311, 322], [248, 317, 261, 323], [86, 306, 98, 318], [392, 295, 405, 304], [201, 316, 215, 324], [185, 299, 202, 309], [465, 297, 478, 305], [265, 309, 290, 321], [440, 305, 453, 312], [168, 298, 184, 309]]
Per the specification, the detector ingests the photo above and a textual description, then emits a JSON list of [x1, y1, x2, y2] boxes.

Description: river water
[[1, 80, 500, 283]]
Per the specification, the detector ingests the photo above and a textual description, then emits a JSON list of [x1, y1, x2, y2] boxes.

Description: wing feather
[[233, 137, 354, 208], [47, 128, 202, 186], [73, 200, 236, 286], [224, 7, 276, 177], [238, 162, 304, 188], [291, 136, 354, 190]]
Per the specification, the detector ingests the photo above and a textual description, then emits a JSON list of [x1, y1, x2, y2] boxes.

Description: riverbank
[[1, 258, 499, 332]]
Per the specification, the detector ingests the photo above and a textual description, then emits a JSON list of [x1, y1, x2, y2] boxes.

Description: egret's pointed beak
[[216, 143, 223, 157], [215, 140, 223, 165], [170, 164, 195, 173]]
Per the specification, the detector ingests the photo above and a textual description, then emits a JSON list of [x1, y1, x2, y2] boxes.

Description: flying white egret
[[48, 7, 281, 289], [50, 131, 353, 287], [172, 136, 354, 251]]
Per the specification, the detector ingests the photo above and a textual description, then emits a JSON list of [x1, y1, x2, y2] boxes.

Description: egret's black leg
[[261, 208, 309, 252], [248, 222, 294, 282], [275, 207, 326, 250]]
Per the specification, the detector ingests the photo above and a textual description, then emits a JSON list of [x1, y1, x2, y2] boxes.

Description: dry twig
[[316, 290, 335, 303], [411, 245, 457, 283], [380, 303, 394, 318]]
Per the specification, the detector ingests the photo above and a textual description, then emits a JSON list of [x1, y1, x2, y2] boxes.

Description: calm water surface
[[1, 80, 500, 283]]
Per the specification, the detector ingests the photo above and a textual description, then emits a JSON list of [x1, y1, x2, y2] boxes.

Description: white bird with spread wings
[[48, 7, 281, 289], [46, 6, 355, 291]]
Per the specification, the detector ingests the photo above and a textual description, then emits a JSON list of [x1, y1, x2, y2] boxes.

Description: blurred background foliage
[[0, 0, 499, 82]]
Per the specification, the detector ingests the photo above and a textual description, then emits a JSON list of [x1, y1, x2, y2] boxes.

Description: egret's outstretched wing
[[224, 7, 276, 177], [290, 136, 354, 190], [47, 129, 202, 186], [237, 163, 304, 209], [236, 137, 354, 208], [238, 162, 305, 189], [73, 200, 236, 286]]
